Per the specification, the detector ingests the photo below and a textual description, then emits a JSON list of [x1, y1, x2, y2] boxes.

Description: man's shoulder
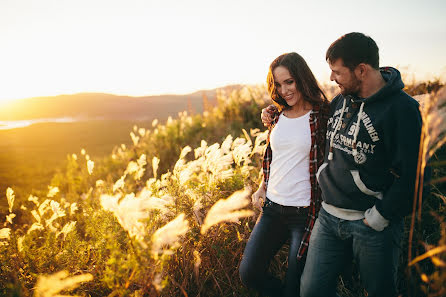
[[390, 90, 420, 112]]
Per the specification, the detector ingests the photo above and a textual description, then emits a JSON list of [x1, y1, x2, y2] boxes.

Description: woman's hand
[[251, 185, 266, 210], [261, 105, 278, 127]]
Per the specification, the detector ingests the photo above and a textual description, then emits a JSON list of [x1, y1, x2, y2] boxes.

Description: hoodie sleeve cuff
[[364, 206, 389, 231]]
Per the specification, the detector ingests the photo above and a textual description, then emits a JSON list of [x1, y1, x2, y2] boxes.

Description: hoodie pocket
[[350, 170, 383, 200]]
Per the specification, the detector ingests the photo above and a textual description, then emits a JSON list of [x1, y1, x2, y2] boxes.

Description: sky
[[0, 0, 445, 102]]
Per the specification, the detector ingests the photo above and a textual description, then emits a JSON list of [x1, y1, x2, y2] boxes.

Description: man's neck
[[359, 69, 386, 98]]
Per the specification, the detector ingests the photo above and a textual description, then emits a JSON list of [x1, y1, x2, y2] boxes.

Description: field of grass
[[0, 120, 146, 210], [0, 84, 444, 297]]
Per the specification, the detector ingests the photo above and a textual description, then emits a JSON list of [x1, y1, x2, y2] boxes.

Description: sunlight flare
[[201, 188, 254, 234]]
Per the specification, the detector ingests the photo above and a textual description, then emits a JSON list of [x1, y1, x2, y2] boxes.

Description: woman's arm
[[251, 179, 266, 210]]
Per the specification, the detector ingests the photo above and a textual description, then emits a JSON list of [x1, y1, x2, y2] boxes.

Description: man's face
[[329, 59, 361, 96]]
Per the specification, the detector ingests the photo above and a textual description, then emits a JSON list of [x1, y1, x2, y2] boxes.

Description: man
[[263, 32, 422, 297]]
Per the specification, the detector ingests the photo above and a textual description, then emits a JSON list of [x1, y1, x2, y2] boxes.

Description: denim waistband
[[263, 197, 309, 214]]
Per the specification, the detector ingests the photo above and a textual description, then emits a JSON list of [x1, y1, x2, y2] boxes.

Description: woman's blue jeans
[[300, 207, 404, 297], [239, 198, 308, 297]]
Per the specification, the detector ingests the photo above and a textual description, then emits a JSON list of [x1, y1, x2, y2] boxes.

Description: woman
[[239, 52, 329, 297]]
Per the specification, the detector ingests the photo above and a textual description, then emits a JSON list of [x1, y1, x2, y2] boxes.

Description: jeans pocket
[[356, 218, 377, 232]]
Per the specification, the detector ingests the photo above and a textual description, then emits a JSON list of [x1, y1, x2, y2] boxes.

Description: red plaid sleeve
[[262, 112, 280, 188], [297, 101, 330, 260]]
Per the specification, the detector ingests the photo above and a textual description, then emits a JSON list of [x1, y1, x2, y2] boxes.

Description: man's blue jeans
[[239, 198, 308, 297], [300, 207, 404, 297]]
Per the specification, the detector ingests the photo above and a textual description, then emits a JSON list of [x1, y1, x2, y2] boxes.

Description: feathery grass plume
[[201, 188, 254, 234], [177, 165, 194, 186], [152, 156, 160, 179], [6, 213, 16, 225], [85, 154, 90, 161], [179, 146, 192, 159], [125, 161, 139, 175], [38, 199, 51, 217], [57, 221, 77, 240], [17, 235, 25, 252], [101, 193, 171, 246], [193, 250, 202, 279], [47, 186, 59, 198], [242, 128, 253, 147], [28, 195, 39, 206], [178, 158, 205, 186], [137, 153, 147, 167], [100, 194, 120, 212], [80, 148, 86, 155], [28, 206, 42, 220], [71, 153, 77, 161], [113, 175, 126, 192], [415, 88, 446, 162], [232, 140, 252, 166], [95, 180, 105, 188], [136, 189, 173, 215], [251, 129, 269, 156], [194, 140, 208, 158], [138, 127, 146, 137], [152, 118, 159, 127], [45, 201, 66, 229], [160, 172, 171, 188], [27, 223, 44, 234], [151, 213, 189, 256], [152, 273, 167, 292], [6, 187, 14, 213], [167, 116, 173, 125], [425, 87, 446, 158], [173, 146, 194, 184], [87, 160, 94, 175], [50, 200, 65, 217], [34, 270, 93, 297], [409, 245, 446, 266], [0, 228, 11, 240], [221, 135, 234, 155], [70, 203, 78, 215], [130, 131, 140, 146], [135, 154, 147, 180], [192, 198, 204, 225], [201, 143, 234, 179], [232, 137, 247, 149]]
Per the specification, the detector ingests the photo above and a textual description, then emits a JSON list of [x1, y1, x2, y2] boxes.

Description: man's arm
[[364, 99, 422, 231]]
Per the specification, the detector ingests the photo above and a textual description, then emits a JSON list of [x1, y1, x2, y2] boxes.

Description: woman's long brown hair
[[267, 52, 327, 111]]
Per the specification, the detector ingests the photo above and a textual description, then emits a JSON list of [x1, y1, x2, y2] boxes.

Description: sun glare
[[0, 0, 445, 103]]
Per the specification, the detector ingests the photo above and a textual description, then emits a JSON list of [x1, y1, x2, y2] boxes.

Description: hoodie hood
[[351, 67, 405, 104]]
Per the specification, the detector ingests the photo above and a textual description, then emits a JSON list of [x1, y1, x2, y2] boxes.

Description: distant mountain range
[[0, 87, 241, 121]]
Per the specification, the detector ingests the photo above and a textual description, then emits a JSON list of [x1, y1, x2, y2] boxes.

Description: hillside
[[0, 89, 222, 121]]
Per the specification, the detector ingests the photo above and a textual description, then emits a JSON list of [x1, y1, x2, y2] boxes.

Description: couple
[[239, 32, 422, 297]]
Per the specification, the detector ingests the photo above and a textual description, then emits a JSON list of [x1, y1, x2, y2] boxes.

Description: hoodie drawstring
[[352, 102, 365, 156], [328, 98, 346, 160]]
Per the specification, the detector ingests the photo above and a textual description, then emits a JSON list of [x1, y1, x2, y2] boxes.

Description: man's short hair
[[326, 32, 379, 70]]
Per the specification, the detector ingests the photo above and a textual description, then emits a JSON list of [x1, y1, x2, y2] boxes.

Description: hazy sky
[[1, 0, 445, 101]]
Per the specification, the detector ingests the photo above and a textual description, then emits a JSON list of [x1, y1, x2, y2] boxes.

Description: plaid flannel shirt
[[262, 101, 330, 261]]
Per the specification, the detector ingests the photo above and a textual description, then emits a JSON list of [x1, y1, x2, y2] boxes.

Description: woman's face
[[272, 66, 301, 108]]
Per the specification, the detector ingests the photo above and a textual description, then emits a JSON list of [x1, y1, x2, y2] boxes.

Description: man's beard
[[339, 74, 361, 96]]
